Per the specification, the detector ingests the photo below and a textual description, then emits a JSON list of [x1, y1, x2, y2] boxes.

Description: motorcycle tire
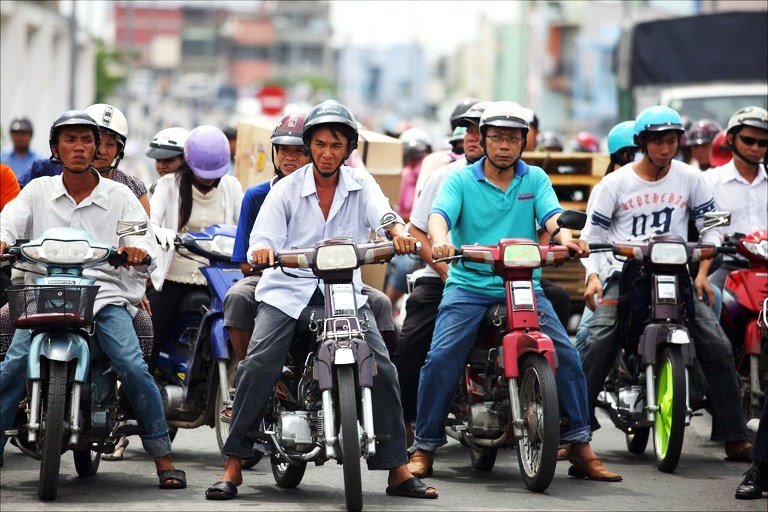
[[470, 446, 498, 471], [653, 346, 686, 473], [39, 361, 68, 501], [271, 455, 307, 488], [626, 426, 650, 454], [740, 350, 767, 421], [73, 448, 101, 477], [514, 354, 558, 493], [337, 366, 363, 512]]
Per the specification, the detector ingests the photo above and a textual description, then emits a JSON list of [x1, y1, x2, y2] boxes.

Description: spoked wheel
[[739, 352, 767, 422], [653, 347, 686, 473], [39, 361, 68, 501], [271, 455, 307, 488], [514, 355, 558, 492], [337, 366, 363, 512], [73, 447, 101, 477], [626, 426, 650, 454], [470, 446, 497, 471]]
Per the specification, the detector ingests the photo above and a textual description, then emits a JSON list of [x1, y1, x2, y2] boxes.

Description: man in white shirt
[[704, 106, 768, 291], [0, 111, 185, 487]]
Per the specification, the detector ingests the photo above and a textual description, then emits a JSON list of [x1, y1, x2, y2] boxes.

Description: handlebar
[[108, 251, 153, 268]]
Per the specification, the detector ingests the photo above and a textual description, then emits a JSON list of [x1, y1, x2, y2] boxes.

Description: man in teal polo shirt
[[407, 101, 621, 483]]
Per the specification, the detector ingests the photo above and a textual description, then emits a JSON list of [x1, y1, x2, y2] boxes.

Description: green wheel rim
[[655, 359, 673, 458]]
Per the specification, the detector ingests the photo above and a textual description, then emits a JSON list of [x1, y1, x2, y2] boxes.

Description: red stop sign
[[257, 85, 287, 116]]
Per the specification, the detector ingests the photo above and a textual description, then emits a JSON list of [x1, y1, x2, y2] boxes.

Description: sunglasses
[[737, 134, 768, 148]]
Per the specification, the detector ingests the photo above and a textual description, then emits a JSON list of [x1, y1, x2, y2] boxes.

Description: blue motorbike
[[152, 224, 245, 457]]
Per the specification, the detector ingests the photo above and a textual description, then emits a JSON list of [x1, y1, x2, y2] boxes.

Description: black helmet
[[48, 110, 100, 156], [302, 100, 358, 155], [454, 101, 491, 128], [449, 97, 481, 130]]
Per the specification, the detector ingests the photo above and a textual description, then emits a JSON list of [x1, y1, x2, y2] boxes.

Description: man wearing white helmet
[[409, 101, 621, 482], [145, 127, 189, 195]]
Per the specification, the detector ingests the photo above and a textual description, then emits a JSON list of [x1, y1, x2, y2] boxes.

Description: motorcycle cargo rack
[[6, 284, 99, 329]]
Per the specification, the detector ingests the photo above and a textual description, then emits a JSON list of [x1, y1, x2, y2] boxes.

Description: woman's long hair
[[175, 164, 194, 230]]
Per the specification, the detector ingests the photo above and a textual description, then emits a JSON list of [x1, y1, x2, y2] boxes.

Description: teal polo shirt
[[430, 156, 562, 298]]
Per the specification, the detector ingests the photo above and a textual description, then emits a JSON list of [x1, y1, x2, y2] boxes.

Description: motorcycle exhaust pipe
[[267, 432, 322, 463], [460, 430, 507, 448]]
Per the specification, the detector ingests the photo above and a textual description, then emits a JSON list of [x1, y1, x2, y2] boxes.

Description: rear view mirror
[[116, 220, 148, 240], [701, 211, 730, 235], [376, 212, 399, 233], [557, 210, 587, 230]]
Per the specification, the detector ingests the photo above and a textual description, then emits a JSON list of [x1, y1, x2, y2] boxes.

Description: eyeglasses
[[737, 134, 768, 148], [486, 134, 523, 144]]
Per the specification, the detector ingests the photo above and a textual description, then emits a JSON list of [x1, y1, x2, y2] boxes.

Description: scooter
[[435, 209, 587, 493], [720, 229, 768, 420], [247, 214, 416, 512], [590, 211, 731, 473], [1, 221, 152, 501], [151, 224, 243, 454]]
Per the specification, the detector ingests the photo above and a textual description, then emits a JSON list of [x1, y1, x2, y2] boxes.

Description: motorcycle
[[720, 229, 768, 421], [247, 214, 416, 512], [150, 224, 246, 457], [590, 210, 731, 473], [433, 209, 587, 493], [1, 221, 152, 501]]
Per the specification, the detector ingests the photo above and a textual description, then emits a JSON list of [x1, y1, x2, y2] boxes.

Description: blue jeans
[[0, 305, 171, 458], [413, 287, 592, 452]]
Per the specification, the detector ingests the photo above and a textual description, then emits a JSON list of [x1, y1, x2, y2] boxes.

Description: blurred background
[[1, 0, 766, 177]]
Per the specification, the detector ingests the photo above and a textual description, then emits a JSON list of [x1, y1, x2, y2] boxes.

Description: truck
[[617, 11, 768, 124]]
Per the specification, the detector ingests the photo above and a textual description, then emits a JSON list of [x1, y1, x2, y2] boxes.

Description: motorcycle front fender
[[208, 316, 231, 360], [315, 337, 374, 390], [28, 331, 89, 382], [501, 331, 557, 379], [639, 324, 695, 367]]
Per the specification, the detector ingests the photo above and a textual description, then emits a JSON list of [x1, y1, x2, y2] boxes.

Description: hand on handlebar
[[392, 234, 419, 255], [155, 227, 176, 251], [432, 242, 457, 264], [566, 239, 589, 258], [117, 246, 151, 269], [250, 247, 275, 269]]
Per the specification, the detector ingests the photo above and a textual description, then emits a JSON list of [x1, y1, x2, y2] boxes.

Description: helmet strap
[[731, 145, 763, 166]]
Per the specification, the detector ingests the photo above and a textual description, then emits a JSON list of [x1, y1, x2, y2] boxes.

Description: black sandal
[[158, 469, 187, 489], [205, 480, 238, 500]]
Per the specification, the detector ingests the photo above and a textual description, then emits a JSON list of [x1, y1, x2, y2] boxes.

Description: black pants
[[392, 277, 570, 423], [146, 281, 209, 373]]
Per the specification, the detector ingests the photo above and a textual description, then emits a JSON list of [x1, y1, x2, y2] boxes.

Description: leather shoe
[[735, 467, 766, 500], [407, 450, 433, 478], [568, 457, 622, 482]]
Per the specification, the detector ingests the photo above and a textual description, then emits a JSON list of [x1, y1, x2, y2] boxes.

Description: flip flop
[[205, 480, 238, 500], [158, 469, 187, 489], [385, 476, 438, 499]]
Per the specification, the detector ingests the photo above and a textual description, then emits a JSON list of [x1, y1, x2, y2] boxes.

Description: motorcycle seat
[[175, 291, 210, 316]]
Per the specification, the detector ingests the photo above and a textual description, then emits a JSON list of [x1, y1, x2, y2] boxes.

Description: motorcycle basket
[[6, 284, 99, 329]]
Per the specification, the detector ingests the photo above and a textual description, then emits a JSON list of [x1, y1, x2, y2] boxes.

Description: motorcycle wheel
[[653, 347, 686, 473], [337, 366, 363, 512], [470, 446, 497, 471], [515, 355, 558, 493], [271, 455, 307, 488], [740, 350, 767, 421], [73, 448, 100, 477], [213, 361, 263, 469], [626, 427, 650, 454], [39, 361, 68, 501]]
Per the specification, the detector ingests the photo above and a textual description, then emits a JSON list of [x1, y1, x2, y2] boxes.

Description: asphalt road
[[0, 409, 764, 511]]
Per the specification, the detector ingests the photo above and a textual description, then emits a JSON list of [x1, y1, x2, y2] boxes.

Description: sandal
[[725, 445, 753, 463], [385, 477, 438, 499], [557, 443, 571, 461], [158, 469, 187, 489], [102, 437, 129, 461], [205, 480, 238, 500]]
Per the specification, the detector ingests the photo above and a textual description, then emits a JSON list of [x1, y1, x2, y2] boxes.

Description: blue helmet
[[634, 106, 684, 137], [607, 121, 637, 155]]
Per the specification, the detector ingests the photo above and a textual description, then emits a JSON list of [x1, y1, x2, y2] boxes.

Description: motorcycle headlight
[[21, 240, 107, 265], [503, 244, 541, 268], [194, 235, 235, 260], [742, 239, 768, 260], [316, 244, 357, 271], [650, 242, 687, 265]]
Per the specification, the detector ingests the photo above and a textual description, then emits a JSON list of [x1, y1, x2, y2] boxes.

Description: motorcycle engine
[[277, 411, 313, 449], [468, 401, 507, 436]]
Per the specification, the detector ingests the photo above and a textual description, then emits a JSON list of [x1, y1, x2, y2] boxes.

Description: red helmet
[[684, 119, 722, 147], [571, 131, 600, 153], [709, 129, 732, 167], [271, 113, 306, 146]]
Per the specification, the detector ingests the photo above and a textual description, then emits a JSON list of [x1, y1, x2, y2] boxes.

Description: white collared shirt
[[704, 160, 768, 235], [0, 173, 157, 316]]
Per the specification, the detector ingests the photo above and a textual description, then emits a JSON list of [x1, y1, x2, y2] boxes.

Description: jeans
[[0, 305, 172, 458], [223, 302, 408, 470], [581, 281, 747, 441], [413, 287, 592, 452]]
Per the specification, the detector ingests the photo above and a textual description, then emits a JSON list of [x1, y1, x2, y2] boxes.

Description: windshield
[[667, 95, 768, 128]]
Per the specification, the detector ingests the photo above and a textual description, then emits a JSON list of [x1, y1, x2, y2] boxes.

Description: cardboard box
[[234, 121, 404, 291]]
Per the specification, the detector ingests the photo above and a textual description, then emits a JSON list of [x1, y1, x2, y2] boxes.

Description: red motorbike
[[720, 229, 768, 420], [438, 210, 586, 493]]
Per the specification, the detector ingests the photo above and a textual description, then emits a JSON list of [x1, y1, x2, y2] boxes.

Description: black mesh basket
[[6, 285, 99, 329]]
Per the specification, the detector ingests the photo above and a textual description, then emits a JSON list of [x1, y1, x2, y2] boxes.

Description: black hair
[[175, 164, 194, 230]]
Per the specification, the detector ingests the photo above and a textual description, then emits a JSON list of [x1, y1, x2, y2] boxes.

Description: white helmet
[[84, 103, 129, 171], [146, 126, 189, 160]]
